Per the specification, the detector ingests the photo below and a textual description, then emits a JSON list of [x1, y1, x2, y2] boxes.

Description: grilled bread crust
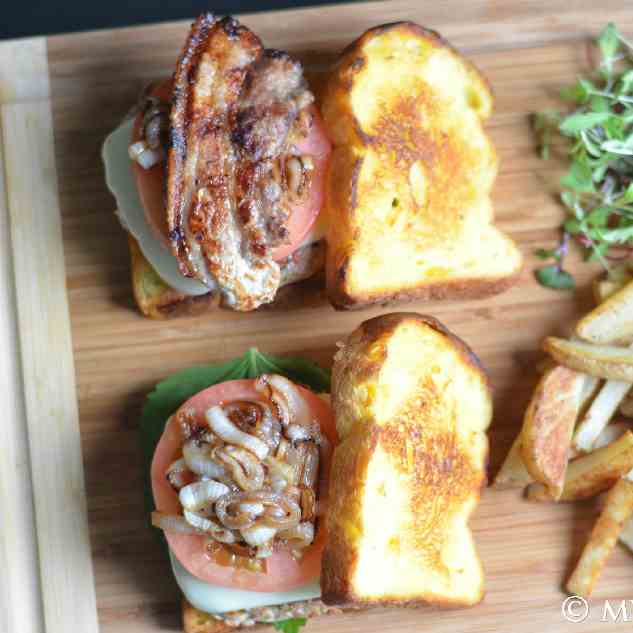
[[321, 313, 491, 607], [321, 23, 522, 309]]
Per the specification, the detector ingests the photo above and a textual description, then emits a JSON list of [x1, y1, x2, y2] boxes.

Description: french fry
[[567, 478, 633, 598], [573, 380, 632, 453], [544, 337, 633, 382], [618, 515, 633, 553], [521, 366, 585, 499], [492, 433, 533, 489], [536, 357, 557, 375], [577, 278, 633, 344], [593, 421, 633, 450], [527, 430, 633, 502], [620, 392, 633, 418], [592, 264, 633, 305], [578, 375, 601, 416]]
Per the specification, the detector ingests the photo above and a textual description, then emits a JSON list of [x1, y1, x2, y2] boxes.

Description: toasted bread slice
[[321, 23, 522, 309], [321, 313, 491, 606], [128, 233, 325, 318]]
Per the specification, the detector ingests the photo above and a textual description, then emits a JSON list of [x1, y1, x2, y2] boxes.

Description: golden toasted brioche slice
[[321, 23, 522, 309], [128, 234, 325, 318], [322, 313, 491, 606]]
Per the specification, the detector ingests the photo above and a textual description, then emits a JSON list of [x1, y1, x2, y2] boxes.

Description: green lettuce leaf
[[273, 618, 308, 633], [140, 348, 330, 514]]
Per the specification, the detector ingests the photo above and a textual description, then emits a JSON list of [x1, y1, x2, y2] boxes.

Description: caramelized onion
[[257, 374, 313, 429], [179, 480, 229, 512], [300, 443, 319, 489], [222, 401, 281, 450], [128, 140, 147, 160], [151, 511, 199, 535], [182, 440, 227, 478], [299, 488, 316, 522], [241, 525, 277, 547], [239, 502, 265, 516], [144, 113, 167, 150], [133, 146, 164, 169], [165, 458, 190, 490], [278, 522, 314, 548], [264, 455, 296, 486], [206, 406, 269, 460], [285, 442, 309, 487], [183, 510, 236, 543], [216, 491, 301, 531], [215, 493, 257, 530], [216, 446, 265, 491]]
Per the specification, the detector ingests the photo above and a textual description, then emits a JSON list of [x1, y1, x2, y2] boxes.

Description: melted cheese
[[102, 119, 210, 296], [169, 549, 320, 614]]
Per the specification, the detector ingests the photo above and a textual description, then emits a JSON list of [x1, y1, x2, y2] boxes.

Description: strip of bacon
[[167, 14, 314, 311]]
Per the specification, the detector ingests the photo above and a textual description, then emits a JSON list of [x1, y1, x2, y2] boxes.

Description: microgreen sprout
[[534, 23, 633, 288]]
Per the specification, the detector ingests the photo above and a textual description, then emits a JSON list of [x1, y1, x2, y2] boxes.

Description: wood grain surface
[[36, 0, 633, 631], [0, 38, 97, 633]]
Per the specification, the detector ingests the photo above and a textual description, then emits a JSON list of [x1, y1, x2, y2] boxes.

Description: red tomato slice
[[131, 82, 331, 261], [151, 379, 337, 593], [270, 109, 331, 261]]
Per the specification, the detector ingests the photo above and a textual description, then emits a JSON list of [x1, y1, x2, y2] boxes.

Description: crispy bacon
[[166, 14, 314, 311]]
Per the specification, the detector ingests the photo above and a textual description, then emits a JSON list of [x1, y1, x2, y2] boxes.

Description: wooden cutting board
[[4, 1, 633, 632]]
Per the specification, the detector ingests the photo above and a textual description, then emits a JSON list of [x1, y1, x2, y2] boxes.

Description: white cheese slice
[[101, 119, 210, 296], [169, 549, 321, 614]]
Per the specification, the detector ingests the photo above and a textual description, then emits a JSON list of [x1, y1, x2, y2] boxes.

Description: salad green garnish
[[534, 23, 633, 288]]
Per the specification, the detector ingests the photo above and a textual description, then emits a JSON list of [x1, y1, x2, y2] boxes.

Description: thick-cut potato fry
[[620, 392, 633, 418], [593, 421, 633, 450], [578, 375, 601, 416], [573, 380, 632, 453], [527, 430, 633, 501], [544, 337, 633, 382], [592, 264, 633, 305], [566, 478, 633, 598], [492, 433, 533, 489], [521, 366, 585, 499], [618, 515, 633, 553], [578, 279, 633, 344], [536, 357, 557, 375]]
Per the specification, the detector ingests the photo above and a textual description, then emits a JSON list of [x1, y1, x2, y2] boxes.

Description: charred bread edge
[[328, 260, 521, 311], [321, 312, 490, 606]]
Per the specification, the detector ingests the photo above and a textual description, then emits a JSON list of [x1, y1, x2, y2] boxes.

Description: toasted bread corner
[[321, 312, 491, 607], [322, 22, 522, 310]]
